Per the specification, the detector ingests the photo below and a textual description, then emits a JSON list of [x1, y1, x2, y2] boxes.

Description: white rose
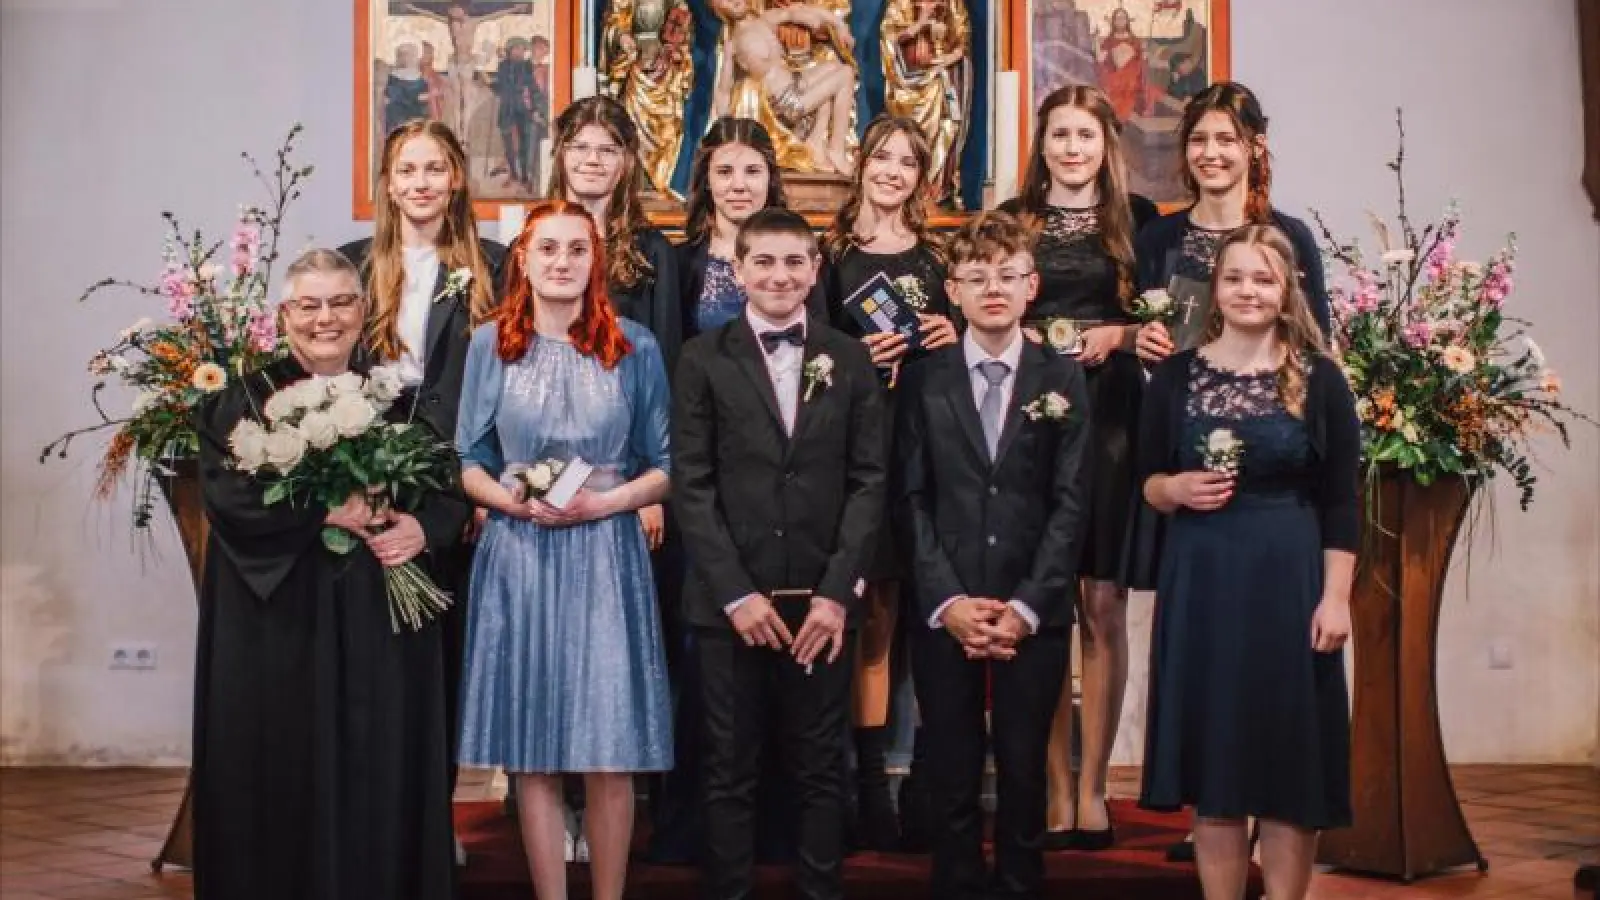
[[262, 427, 307, 473], [328, 393, 379, 438], [1140, 289, 1173, 313], [526, 463, 554, 492], [131, 390, 160, 416], [327, 372, 364, 397], [1046, 319, 1079, 350], [299, 410, 341, 450], [366, 365, 405, 405], [1206, 429, 1239, 455], [229, 419, 271, 471], [290, 376, 330, 412], [263, 390, 298, 423]]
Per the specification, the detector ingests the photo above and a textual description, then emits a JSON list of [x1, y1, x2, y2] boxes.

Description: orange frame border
[[1002, 0, 1231, 203], [353, 0, 580, 221]]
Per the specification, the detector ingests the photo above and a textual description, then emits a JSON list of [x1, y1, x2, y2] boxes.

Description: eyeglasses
[[951, 269, 1035, 291], [286, 293, 362, 315], [565, 142, 623, 163]]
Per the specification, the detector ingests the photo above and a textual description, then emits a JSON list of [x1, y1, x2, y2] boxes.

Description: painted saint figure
[[1097, 7, 1147, 121], [602, 0, 696, 196], [880, 0, 970, 206], [709, 0, 859, 175]]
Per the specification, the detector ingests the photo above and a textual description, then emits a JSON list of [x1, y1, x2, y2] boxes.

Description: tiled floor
[[1, 765, 1594, 899]]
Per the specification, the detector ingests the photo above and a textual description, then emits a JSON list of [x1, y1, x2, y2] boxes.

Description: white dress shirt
[[397, 245, 441, 387], [928, 329, 1040, 634], [745, 304, 806, 436]]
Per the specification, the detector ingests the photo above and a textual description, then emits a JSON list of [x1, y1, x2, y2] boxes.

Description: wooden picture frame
[[353, 0, 580, 220], [1005, 0, 1231, 207]]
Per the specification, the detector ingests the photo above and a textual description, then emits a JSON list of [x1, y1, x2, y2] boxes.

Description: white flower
[[1135, 288, 1174, 321], [1440, 345, 1477, 374], [1199, 427, 1244, 476], [262, 427, 308, 473], [326, 372, 365, 397], [109, 354, 131, 373], [327, 393, 379, 437], [119, 318, 153, 341], [197, 262, 222, 282], [438, 267, 474, 302], [1382, 249, 1415, 268], [287, 376, 330, 412], [365, 365, 405, 405], [803, 354, 834, 402], [263, 388, 298, 423], [1455, 260, 1484, 279], [1401, 422, 1420, 443], [1355, 398, 1373, 422], [1022, 391, 1071, 421], [229, 419, 271, 471], [131, 390, 160, 416], [893, 275, 929, 311], [191, 363, 227, 393], [298, 410, 341, 450], [1206, 429, 1241, 456], [525, 462, 555, 492], [1521, 336, 1546, 371], [1045, 319, 1080, 353]]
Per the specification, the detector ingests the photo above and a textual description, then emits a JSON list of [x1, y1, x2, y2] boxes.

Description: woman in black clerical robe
[[191, 248, 467, 900]]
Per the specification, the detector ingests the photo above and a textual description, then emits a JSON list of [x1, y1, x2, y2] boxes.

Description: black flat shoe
[[1073, 825, 1116, 852], [1040, 828, 1077, 852]]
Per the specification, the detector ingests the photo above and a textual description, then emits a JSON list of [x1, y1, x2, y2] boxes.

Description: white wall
[[3, 0, 1597, 765]]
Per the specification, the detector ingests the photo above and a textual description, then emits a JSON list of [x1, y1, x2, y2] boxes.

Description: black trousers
[[698, 626, 856, 900], [912, 627, 1069, 900]]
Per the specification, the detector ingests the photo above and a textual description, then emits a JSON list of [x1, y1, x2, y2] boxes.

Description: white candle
[[498, 204, 526, 246], [538, 138, 554, 197], [573, 66, 598, 101], [993, 70, 1021, 203]]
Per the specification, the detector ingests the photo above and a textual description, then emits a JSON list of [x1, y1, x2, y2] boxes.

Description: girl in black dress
[[1137, 225, 1356, 900], [338, 119, 505, 866], [999, 84, 1155, 851], [1132, 81, 1331, 368], [822, 114, 960, 850]]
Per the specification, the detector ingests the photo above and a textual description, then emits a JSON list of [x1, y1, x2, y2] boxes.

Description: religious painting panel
[[1022, 0, 1230, 204], [354, 0, 576, 219]]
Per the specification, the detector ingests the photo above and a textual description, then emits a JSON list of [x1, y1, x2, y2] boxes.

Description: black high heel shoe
[[1070, 800, 1115, 852], [1040, 828, 1077, 852]]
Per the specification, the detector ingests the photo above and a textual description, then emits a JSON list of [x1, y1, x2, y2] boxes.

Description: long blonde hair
[[1017, 85, 1137, 305], [365, 121, 497, 362], [1203, 225, 1327, 418]]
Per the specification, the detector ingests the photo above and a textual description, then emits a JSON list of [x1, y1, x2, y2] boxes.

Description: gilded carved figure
[[880, 0, 971, 205], [601, 0, 696, 196]]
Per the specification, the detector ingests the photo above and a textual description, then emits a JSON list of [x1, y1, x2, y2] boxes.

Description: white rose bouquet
[[229, 364, 458, 632]]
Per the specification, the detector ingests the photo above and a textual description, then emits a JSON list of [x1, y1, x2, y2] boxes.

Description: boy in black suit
[[672, 207, 886, 900], [894, 211, 1091, 900]]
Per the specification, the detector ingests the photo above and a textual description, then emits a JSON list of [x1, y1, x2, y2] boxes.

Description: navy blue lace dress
[[1137, 354, 1352, 829]]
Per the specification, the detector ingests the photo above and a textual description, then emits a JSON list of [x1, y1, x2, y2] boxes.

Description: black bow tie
[[759, 324, 805, 354]]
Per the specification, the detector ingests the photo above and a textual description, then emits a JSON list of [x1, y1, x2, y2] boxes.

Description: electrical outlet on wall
[[109, 642, 158, 671], [1488, 639, 1514, 670]]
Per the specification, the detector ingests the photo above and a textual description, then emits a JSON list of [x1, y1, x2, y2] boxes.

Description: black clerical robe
[[191, 356, 468, 900]]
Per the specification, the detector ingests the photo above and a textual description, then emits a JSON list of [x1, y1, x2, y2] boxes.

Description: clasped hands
[[325, 492, 426, 568], [729, 594, 847, 669], [942, 596, 1031, 660]]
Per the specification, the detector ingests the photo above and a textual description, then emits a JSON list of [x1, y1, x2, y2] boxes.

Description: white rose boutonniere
[[1199, 427, 1244, 476], [436, 267, 473, 304], [803, 354, 834, 402], [892, 274, 930, 312], [1133, 288, 1177, 323], [1022, 391, 1071, 422]]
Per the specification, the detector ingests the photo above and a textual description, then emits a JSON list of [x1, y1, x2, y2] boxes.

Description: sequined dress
[[454, 320, 674, 773]]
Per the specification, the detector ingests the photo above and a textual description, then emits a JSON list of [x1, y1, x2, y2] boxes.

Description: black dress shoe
[[1039, 828, 1076, 852], [1072, 826, 1115, 852]]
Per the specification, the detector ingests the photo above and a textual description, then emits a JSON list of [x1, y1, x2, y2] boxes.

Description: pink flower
[[1425, 225, 1457, 282], [1402, 320, 1434, 349], [247, 307, 278, 353], [229, 223, 261, 277], [159, 263, 196, 320], [1479, 259, 1513, 308]]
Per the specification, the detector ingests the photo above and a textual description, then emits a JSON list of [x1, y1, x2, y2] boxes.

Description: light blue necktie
[[977, 359, 1011, 460]]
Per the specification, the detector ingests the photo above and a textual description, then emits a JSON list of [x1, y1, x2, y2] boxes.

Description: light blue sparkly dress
[[454, 319, 674, 773]]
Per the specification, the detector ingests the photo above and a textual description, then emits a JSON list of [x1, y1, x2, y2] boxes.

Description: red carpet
[[454, 800, 1265, 899]]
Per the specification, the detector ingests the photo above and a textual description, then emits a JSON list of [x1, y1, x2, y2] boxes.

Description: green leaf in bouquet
[[262, 481, 291, 506], [321, 525, 357, 554]]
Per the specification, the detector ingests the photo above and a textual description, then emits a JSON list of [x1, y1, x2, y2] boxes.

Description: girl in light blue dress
[[456, 201, 671, 900]]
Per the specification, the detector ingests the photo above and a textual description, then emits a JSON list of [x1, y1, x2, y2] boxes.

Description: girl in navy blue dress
[[1137, 225, 1357, 900]]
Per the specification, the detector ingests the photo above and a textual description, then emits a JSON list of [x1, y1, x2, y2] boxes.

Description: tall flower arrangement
[[41, 126, 313, 528], [1315, 112, 1590, 511]]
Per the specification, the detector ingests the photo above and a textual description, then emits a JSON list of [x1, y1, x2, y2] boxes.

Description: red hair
[[496, 201, 632, 368]]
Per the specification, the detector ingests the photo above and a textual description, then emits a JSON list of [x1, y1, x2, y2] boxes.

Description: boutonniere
[[434, 267, 473, 304], [803, 354, 834, 402], [1022, 391, 1071, 421], [1198, 427, 1244, 476]]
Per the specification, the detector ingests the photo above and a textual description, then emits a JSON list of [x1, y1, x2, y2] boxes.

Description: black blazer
[[1134, 207, 1333, 338], [893, 341, 1092, 629], [609, 227, 684, 375], [674, 235, 829, 340], [1136, 348, 1361, 552], [338, 236, 506, 442], [671, 313, 886, 629]]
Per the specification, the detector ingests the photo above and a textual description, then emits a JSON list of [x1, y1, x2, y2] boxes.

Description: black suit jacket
[[674, 236, 829, 340], [893, 340, 1091, 630], [338, 237, 506, 442], [672, 313, 886, 629]]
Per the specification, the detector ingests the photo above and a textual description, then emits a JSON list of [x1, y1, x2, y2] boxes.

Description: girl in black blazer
[[1136, 225, 1357, 900]]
